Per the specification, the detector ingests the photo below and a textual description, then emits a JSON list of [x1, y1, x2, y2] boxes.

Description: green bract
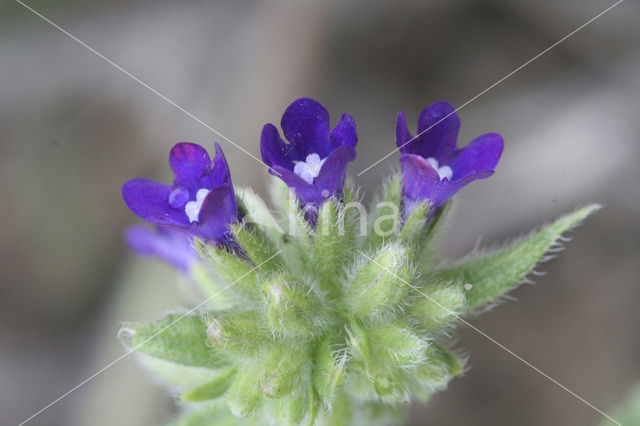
[[120, 176, 600, 425]]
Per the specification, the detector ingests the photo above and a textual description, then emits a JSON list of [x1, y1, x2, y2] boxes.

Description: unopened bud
[[346, 243, 411, 318], [398, 200, 430, 245], [226, 363, 262, 417], [258, 346, 307, 398], [206, 310, 268, 356], [409, 283, 465, 331], [367, 321, 428, 368], [263, 274, 325, 339], [312, 335, 346, 405]]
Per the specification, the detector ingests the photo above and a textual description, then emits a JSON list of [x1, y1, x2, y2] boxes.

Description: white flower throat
[[426, 157, 453, 181], [294, 153, 326, 184], [185, 188, 211, 223]]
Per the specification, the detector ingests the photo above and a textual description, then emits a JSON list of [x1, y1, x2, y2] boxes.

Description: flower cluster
[[120, 98, 596, 426], [123, 98, 502, 251]]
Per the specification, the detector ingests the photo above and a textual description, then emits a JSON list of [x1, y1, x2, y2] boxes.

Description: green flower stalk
[[119, 98, 600, 425]]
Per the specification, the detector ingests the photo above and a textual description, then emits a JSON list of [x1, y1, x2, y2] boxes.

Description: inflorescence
[[120, 98, 598, 426]]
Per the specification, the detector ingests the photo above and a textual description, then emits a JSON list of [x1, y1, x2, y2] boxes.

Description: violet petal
[[125, 225, 196, 272], [414, 101, 461, 161], [122, 178, 189, 227], [169, 142, 214, 189], [260, 123, 300, 170], [395, 111, 413, 150], [400, 154, 441, 203], [445, 133, 503, 179], [329, 113, 358, 150], [281, 98, 331, 158], [195, 184, 238, 241], [314, 145, 357, 200]]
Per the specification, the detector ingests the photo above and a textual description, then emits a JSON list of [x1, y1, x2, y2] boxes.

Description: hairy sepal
[[312, 335, 347, 407], [398, 201, 430, 247], [235, 186, 284, 246], [409, 282, 466, 332], [263, 273, 328, 339], [345, 242, 412, 319], [269, 177, 313, 274], [416, 200, 455, 272], [205, 310, 271, 357], [182, 367, 237, 402], [121, 314, 226, 369], [365, 176, 402, 251], [195, 240, 261, 299], [231, 223, 281, 272], [311, 200, 344, 297], [430, 204, 601, 312]]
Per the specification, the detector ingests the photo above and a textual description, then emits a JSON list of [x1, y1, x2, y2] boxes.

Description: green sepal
[[306, 385, 320, 426], [182, 367, 237, 402], [346, 319, 371, 370], [226, 362, 263, 417], [190, 264, 236, 309], [195, 240, 260, 298], [398, 201, 430, 247], [365, 176, 401, 251], [136, 356, 220, 390], [367, 321, 428, 369], [231, 223, 281, 272], [416, 200, 454, 272], [235, 186, 284, 246], [258, 345, 308, 398], [269, 178, 313, 266], [206, 310, 270, 357], [345, 243, 411, 318], [347, 319, 405, 401], [340, 185, 363, 258], [409, 282, 466, 331], [428, 204, 600, 312], [312, 335, 346, 406], [263, 274, 326, 339], [123, 314, 226, 369], [311, 200, 343, 297], [415, 343, 464, 388], [275, 390, 309, 426]]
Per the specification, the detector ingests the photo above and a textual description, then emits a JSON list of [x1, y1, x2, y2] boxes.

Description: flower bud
[[312, 335, 346, 405], [206, 310, 269, 356], [196, 241, 260, 298], [398, 200, 430, 246], [258, 346, 307, 398], [181, 367, 237, 402], [416, 343, 464, 388], [409, 283, 465, 331], [226, 363, 263, 417], [263, 275, 325, 339], [367, 321, 428, 368], [345, 243, 411, 318], [232, 223, 281, 272]]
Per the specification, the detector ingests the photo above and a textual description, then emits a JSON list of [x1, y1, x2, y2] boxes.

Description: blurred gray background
[[1, 0, 639, 425]]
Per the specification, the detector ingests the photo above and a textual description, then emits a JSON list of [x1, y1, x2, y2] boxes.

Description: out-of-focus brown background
[[1, 0, 639, 425]]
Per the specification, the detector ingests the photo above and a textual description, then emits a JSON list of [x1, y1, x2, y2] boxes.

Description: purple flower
[[122, 142, 238, 242], [397, 101, 503, 215], [125, 225, 198, 273], [260, 98, 358, 206]]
